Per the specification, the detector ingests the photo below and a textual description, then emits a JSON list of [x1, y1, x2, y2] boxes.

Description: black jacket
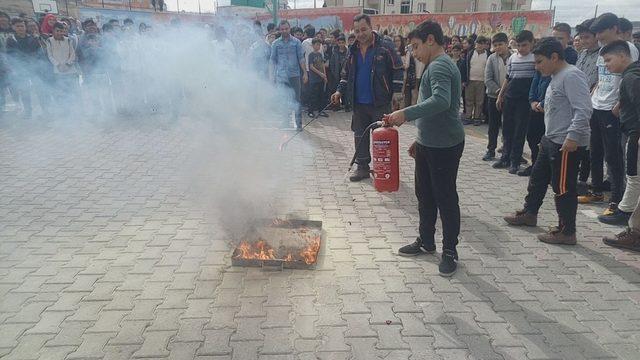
[[620, 61, 640, 136], [5, 35, 41, 71], [337, 32, 404, 107]]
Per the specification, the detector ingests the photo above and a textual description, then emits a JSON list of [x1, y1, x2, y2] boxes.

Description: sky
[[168, 0, 640, 26]]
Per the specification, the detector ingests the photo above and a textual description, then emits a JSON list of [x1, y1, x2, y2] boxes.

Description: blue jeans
[[282, 76, 302, 128]]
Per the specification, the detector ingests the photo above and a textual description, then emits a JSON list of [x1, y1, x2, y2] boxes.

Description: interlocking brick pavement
[[1, 112, 640, 359]]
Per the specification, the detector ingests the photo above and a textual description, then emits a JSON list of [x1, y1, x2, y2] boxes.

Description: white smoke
[[3, 18, 311, 242]]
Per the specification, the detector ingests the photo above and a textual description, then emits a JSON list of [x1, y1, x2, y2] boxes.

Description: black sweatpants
[[352, 103, 390, 168], [500, 96, 530, 165], [523, 137, 585, 235], [527, 110, 545, 164], [487, 97, 502, 152], [590, 109, 624, 203], [309, 81, 325, 112], [415, 141, 464, 254]]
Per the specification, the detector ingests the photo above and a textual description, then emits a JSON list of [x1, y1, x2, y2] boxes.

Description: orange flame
[[234, 225, 321, 265], [234, 239, 276, 260]]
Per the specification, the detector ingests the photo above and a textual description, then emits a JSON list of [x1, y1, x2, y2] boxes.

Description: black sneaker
[[439, 250, 457, 277], [349, 166, 370, 182], [492, 160, 510, 169], [517, 166, 532, 177], [508, 165, 519, 175], [482, 151, 495, 161], [598, 209, 631, 226], [397, 237, 435, 256]]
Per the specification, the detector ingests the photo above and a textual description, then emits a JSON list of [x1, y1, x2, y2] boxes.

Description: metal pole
[[177, 0, 180, 12], [129, 0, 132, 11], [549, 0, 553, 10], [314, 0, 316, 8], [198, 0, 201, 14], [594, 4, 598, 18], [102, 0, 104, 8]]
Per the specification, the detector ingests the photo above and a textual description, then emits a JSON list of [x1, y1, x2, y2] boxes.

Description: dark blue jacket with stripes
[[337, 32, 404, 107]]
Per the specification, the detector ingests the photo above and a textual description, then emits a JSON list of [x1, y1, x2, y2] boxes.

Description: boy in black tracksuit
[[493, 30, 536, 175]]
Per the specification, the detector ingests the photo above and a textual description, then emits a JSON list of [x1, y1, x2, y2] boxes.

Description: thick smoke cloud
[[4, 18, 310, 242]]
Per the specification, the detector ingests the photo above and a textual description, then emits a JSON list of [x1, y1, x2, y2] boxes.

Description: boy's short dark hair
[[618, 18, 633, 33], [476, 35, 489, 45], [348, 33, 355, 40], [304, 25, 315, 38], [407, 20, 444, 46], [108, 19, 119, 25], [86, 34, 98, 41], [267, 23, 276, 32], [353, 14, 371, 26], [319, 28, 327, 34], [634, 32, 640, 40], [552, 22, 572, 36], [123, 18, 134, 25], [330, 29, 341, 38], [515, 30, 534, 43], [575, 18, 595, 35], [491, 32, 508, 43], [311, 38, 321, 45], [291, 26, 302, 34], [11, 18, 26, 26], [102, 23, 113, 32], [278, 19, 290, 28], [337, 35, 346, 42], [600, 40, 631, 57], [53, 22, 65, 30], [590, 13, 619, 33], [532, 37, 565, 60]]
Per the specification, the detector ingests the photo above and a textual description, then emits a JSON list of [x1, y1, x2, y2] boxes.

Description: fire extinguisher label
[[372, 140, 392, 181]]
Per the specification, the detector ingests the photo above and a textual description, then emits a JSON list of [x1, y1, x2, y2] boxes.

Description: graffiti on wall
[[255, 7, 362, 32], [371, 10, 553, 38]]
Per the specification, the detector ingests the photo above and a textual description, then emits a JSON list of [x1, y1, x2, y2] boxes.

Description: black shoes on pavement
[[397, 237, 436, 256], [398, 238, 458, 277], [349, 166, 370, 182]]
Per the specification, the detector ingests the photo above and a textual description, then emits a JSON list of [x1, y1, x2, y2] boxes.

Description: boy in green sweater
[[384, 20, 465, 277]]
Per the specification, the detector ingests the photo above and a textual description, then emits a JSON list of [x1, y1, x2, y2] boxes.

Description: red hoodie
[[40, 14, 57, 36]]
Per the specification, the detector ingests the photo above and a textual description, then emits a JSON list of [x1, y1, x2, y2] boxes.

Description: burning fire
[[235, 240, 276, 260], [234, 231, 321, 265]]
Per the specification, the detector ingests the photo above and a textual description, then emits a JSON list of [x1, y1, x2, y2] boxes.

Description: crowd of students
[[2, 9, 640, 256]]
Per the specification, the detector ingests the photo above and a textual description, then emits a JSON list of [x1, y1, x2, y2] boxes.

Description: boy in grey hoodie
[[482, 32, 510, 161], [503, 38, 592, 245]]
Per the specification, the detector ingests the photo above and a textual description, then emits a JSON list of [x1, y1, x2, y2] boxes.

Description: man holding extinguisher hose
[[331, 14, 405, 182], [384, 20, 465, 277]]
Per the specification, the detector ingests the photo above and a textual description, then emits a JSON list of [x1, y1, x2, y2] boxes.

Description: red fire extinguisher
[[371, 126, 400, 192], [348, 121, 400, 192]]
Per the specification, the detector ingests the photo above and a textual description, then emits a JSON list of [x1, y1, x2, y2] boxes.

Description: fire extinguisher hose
[[348, 121, 384, 171]]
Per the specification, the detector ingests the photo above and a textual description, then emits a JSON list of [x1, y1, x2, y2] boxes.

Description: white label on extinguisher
[[372, 140, 392, 180]]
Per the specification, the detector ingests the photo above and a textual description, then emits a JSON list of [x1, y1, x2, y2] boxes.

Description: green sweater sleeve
[[403, 60, 452, 121]]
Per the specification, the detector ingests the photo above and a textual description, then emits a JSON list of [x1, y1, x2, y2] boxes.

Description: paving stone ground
[[1, 111, 640, 360]]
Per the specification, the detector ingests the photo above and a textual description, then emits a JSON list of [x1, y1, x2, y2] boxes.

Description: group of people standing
[[324, 12, 640, 276]]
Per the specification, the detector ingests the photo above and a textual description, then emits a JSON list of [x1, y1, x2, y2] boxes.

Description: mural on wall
[[79, 7, 215, 25], [78, 6, 551, 39], [255, 7, 362, 32], [371, 10, 553, 38]]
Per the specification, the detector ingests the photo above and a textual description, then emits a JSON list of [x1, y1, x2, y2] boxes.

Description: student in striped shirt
[[493, 30, 536, 175]]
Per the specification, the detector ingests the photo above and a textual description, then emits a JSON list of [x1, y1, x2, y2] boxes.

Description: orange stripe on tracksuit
[[559, 150, 568, 195]]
